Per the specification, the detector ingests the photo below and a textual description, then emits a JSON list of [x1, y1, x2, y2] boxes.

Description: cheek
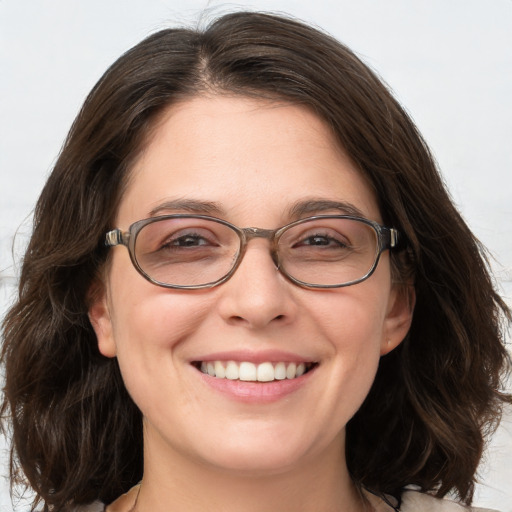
[[105, 261, 215, 393], [309, 285, 389, 348], [111, 291, 212, 356], [108, 290, 216, 420], [306, 282, 390, 391], [107, 251, 209, 349]]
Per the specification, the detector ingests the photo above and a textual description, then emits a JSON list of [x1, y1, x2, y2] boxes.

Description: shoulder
[[401, 490, 499, 512]]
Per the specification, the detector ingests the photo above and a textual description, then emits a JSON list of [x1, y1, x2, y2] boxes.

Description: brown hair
[[1, 11, 510, 510]]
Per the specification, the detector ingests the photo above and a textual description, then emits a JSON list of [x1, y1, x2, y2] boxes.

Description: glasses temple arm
[[105, 229, 130, 247], [381, 227, 400, 250]]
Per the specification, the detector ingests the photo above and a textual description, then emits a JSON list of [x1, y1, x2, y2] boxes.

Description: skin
[[89, 95, 414, 512]]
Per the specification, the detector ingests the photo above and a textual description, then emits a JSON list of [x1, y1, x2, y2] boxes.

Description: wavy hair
[[1, 11, 510, 510]]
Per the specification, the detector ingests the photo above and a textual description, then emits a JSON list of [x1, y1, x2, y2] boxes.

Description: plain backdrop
[[1, 1, 511, 510]]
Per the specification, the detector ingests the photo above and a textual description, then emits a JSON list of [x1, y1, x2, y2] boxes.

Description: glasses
[[105, 214, 399, 290]]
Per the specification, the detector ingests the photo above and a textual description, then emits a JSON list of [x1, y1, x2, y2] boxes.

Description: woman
[[1, 11, 510, 512]]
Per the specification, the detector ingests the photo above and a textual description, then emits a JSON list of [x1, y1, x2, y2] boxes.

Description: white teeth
[[239, 362, 257, 381], [257, 362, 275, 382], [214, 361, 226, 379], [198, 360, 312, 381], [274, 362, 286, 380], [225, 361, 239, 380], [286, 362, 296, 379]]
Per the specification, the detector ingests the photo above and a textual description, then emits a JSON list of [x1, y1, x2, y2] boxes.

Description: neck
[[135, 429, 366, 512]]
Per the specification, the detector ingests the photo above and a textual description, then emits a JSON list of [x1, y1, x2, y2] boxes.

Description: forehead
[[117, 95, 379, 226]]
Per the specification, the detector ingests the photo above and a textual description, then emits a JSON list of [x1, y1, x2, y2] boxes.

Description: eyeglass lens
[[133, 216, 380, 288]]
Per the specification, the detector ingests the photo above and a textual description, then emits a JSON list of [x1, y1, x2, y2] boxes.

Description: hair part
[[1, 11, 510, 509]]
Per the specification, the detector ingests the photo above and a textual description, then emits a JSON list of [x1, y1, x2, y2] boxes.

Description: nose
[[216, 240, 298, 329]]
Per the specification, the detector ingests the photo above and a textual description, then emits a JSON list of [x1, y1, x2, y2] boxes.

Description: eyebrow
[[288, 199, 367, 219], [148, 199, 225, 217], [148, 197, 367, 221]]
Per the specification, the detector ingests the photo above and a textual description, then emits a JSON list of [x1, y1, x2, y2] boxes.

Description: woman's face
[[90, 96, 412, 476]]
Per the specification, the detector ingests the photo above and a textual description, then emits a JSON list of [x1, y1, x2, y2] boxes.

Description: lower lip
[[196, 367, 316, 403]]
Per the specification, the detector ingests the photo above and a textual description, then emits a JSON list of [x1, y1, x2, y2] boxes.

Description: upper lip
[[191, 349, 316, 365]]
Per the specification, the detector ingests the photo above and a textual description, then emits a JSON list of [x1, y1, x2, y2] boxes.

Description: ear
[[380, 284, 415, 356], [88, 279, 117, 358]]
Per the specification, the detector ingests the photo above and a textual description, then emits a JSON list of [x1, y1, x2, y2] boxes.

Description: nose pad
[[216, 242, 297, 329]]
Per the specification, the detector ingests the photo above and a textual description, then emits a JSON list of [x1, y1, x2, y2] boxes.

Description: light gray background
[[1, 0, 511, 510]]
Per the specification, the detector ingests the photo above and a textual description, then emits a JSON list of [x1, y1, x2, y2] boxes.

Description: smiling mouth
[[194, 361, 317, 382]]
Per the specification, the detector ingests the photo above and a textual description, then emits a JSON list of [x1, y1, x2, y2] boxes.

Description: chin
[[202, 446, 312, 476], [187, 423, 340, 476]]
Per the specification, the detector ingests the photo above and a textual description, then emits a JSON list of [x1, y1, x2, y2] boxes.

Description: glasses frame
[[105, 214, 399, 290]]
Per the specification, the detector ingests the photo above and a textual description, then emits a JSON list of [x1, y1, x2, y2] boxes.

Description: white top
[[400, 490, 497, 511], [75, 490, 499, 511]]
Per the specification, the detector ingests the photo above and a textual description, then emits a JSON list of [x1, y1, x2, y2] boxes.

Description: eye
[[160, 230, 218, 250], [292, 230, 350, 249], [296, 234, 347, 247]]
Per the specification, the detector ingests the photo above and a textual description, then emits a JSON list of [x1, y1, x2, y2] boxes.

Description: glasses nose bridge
[[237, 226, 280, 265], [241, 226, 276, 242]]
